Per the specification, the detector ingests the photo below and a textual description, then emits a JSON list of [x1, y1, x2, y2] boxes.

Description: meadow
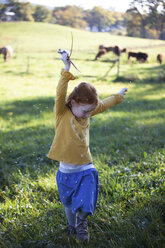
[[0, 22, 165, 248]]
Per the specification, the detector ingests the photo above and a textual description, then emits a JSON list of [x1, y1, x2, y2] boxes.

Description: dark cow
[[121, 48, 127, 53], [128, 51, 148, 62], [0, 45, 13, 61], [128, 52, 138, 60], [113, 46, 121, 56], [157, 54, 163, 64], [95, 45, 126, 60], [94, 46, 107, 60]]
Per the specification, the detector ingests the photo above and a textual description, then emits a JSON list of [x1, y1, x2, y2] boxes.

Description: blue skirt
[[56, 168, 99, 215]]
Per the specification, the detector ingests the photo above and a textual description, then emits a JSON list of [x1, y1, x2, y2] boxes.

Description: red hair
[[66, 82, 98, 108]]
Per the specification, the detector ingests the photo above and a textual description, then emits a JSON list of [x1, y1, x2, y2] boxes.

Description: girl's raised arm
[[54, 52, 75, 117], [90, 88, 127, 116]]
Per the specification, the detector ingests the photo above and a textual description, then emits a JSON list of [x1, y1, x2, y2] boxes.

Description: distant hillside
[[0, 22, 165, 53]]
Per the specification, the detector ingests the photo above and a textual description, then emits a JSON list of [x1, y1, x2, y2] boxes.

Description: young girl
[[47, 51, 127, 243]]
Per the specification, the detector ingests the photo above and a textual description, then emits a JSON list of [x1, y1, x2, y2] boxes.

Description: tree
[[147, 0, 165, 39], [84, 7, 110, 31], [33, 5, 51, 22], [84, 7, 125, 32], [125, 7, 147, 38], [126, 0, 165, 39], [53, 5, 87, 29], [8, 1, 34, 21], [0, 4, 7, 21]]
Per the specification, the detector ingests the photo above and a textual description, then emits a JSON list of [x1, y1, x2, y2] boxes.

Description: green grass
[[0, 22, 165, 248]]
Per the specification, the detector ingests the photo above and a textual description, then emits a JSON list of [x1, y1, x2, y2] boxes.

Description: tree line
[[0, 0, 164, 40], [126, 0, 165, 40]]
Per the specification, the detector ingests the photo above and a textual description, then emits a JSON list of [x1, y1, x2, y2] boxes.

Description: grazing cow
[[128, 51, 148, 62], [113, 46, 120, 56], [95, 45, 126, 60], [157, 54, 163, 64], [0, 45, 13, 61], [128, 52, 138, 60], [94, 46, 107, 60], [121, 48, 127, 53]]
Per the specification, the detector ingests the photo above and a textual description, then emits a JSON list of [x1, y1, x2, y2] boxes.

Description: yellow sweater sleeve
[[90, 94, 123, 116], [54, 69, 75, 117]]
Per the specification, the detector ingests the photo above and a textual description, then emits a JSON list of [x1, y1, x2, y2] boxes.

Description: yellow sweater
[[47, 69, 123, 165]]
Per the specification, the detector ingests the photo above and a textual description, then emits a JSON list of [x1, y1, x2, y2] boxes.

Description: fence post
[[26, 56, 30, 74], [117, 56, 120, 78]]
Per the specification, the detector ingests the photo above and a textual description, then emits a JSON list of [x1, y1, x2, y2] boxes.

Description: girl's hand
[[58, 50, 71, 71], [119, 88, 128, 97]]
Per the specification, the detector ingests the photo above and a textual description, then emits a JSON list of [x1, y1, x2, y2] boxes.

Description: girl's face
[[71, 100, 96, 119]]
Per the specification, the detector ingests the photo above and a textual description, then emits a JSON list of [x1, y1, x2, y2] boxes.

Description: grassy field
[[0, 22, 165, 248]]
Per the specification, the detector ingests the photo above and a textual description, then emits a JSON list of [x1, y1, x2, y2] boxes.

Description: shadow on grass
[[0, 85, 165, 190], [82, 74, 97, 78], [4, 70, 35, 76], [113, 64, 165, 84], [1, 92, 165, 122], [0, 97, 54, 121], [0, 107, 164, 188], [0, 98, 164, 247]]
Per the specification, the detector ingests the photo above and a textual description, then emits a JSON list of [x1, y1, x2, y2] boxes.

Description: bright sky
[[29, 0, 132, 12]]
